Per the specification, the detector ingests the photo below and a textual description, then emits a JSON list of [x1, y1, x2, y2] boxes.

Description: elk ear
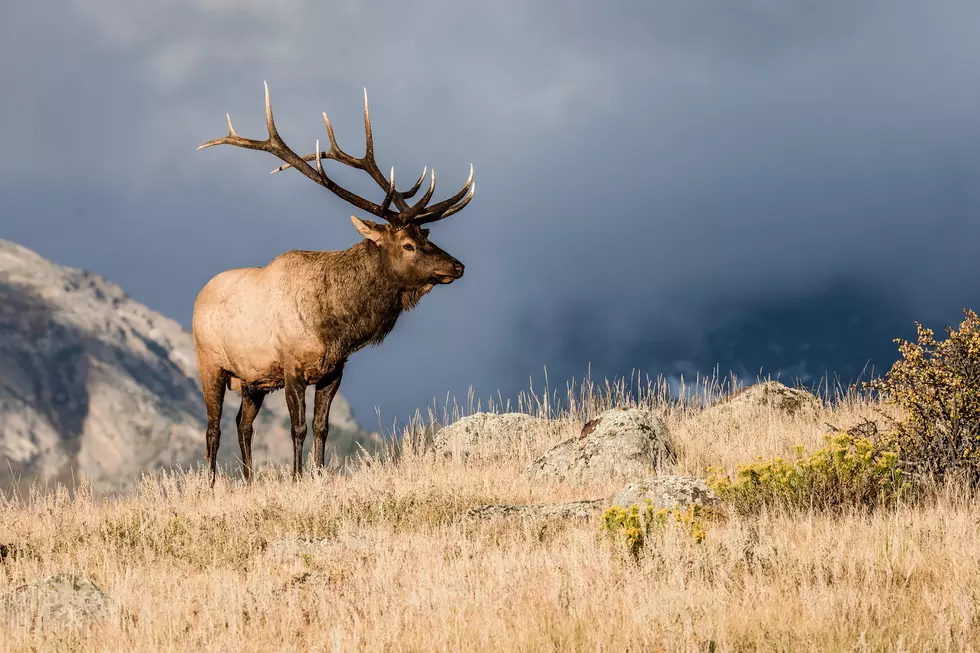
[[350, 215, 382, 243]]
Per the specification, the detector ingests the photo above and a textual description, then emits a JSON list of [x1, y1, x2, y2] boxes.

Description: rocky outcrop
[[611, 476, 719, 510], [465, 475, 718, 520], [433, 412, 546, 458], [523, 408, 675, 483], [465, 499, 607, 520], [0, 239, 376, 494], [708, 381, 820, 417], [0, 574, 108, 628]]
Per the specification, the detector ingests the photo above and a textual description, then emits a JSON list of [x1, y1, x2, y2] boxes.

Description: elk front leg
[[284, 372, 308, 479], [312, 364, 345, 471], [236, 388, 266, 483]]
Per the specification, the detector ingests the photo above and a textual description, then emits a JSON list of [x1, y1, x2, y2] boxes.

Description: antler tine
[[399, 169, 438, 220], [401, 167, 428, 199], [363, 88, 374, 160], [358, 88, 414, 213], [415, 181, 475, 224], [321, 111, 356, 166], [411, 164, 475, 224], [197, 113, 240, 150], [435, 181, 475, 220], [379, 167, 397, 214], [263, 81, 279, 139], [315, 138, 325, 180]]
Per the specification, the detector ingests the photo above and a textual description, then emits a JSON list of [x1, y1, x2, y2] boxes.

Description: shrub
[[707, 432, 908, 513], [869, 309, 980, 485], [600, 501, 707, 560]]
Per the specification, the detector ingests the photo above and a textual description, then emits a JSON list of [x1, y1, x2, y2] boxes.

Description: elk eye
[[403, 243, 416, 252]]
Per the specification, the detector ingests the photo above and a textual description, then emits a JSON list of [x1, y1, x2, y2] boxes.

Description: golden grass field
[[2, 376, 979, 652]]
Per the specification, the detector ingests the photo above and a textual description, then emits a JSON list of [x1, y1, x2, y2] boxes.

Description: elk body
[[193, 82, 474, 485]]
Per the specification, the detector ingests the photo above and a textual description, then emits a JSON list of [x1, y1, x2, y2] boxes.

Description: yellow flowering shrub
[[600, 500, 707, 560], [869, 309, 980, 485], [707, 432, 908, 513]]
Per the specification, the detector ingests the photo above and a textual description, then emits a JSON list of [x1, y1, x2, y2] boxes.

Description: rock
[[709, 381, 819, 417], [611, 476, 719, 510], [1, 574, 108, 628], [523, 408, 675, 483], [465, 499, 608, 520], [433, 412, 546, 458]]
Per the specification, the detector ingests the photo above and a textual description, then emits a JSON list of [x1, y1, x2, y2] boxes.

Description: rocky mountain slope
[[0, 239, 381, 495]]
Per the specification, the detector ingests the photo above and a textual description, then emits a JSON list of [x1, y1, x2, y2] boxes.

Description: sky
[[4, 1, 980, 431]]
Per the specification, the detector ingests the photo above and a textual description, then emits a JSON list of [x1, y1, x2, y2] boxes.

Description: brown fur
[[193, 220, 463, 483]]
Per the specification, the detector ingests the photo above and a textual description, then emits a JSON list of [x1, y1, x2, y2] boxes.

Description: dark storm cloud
[[3, 1, 980, 427]]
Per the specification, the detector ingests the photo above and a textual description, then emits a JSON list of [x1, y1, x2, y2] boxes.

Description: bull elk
[[192, 82, 474, 485]]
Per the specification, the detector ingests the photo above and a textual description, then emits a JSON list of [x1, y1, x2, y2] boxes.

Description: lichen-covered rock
[[611, 476, 719, 510], [523, 408, 675, 483], [710, 381, 820, 417], [465, 499, 608, 520], [433, 412, 546, 458], [1, 574, 108, 628]]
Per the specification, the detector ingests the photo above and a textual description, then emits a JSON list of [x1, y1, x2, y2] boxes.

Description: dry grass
[[1, 376, 978, 652]]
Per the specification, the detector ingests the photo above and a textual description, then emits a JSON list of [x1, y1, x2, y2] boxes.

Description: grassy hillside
[[1, 376, 978, 652]]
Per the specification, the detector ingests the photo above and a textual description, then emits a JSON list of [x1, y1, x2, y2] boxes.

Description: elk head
[[197, 81, 475, 292], [350, 217, 464, 287]]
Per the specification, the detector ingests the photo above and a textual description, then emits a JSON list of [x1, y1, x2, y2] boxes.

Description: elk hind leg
[[236, 387, 266, 483], [200, 366, 228, 488], [284, 372, 308, 480]]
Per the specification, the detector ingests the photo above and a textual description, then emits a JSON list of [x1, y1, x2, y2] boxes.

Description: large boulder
[[1, 574, 108, 628], [523, 408, 675, 483], [611, 476, 719, 510], [709, 381, 820, 417], [433, 412, 546, 458]]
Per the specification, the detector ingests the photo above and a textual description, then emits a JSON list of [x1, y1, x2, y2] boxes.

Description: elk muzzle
[[433, 259, 464, 284]]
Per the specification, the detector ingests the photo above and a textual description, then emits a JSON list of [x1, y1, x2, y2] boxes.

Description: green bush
[[707, 432, 908, 513], [869, 309, 980, 485], [600, 501, 707, 560]]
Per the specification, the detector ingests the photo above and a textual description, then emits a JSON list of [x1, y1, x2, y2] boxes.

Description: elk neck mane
[[297, 240, 435, 345], [340, 239, 435, 312]]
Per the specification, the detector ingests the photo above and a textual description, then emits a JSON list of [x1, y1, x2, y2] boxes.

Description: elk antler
[[199, 82, 475, 226], [273, 88, 475, 225]]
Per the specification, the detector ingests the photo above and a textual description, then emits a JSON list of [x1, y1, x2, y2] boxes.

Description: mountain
[[0, 239, 382, 495], [509, 279, 932, 397], [650, 281, 919, 388]]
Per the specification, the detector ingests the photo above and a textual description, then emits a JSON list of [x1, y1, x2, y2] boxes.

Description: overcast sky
[[4, 1, 980, 429]]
